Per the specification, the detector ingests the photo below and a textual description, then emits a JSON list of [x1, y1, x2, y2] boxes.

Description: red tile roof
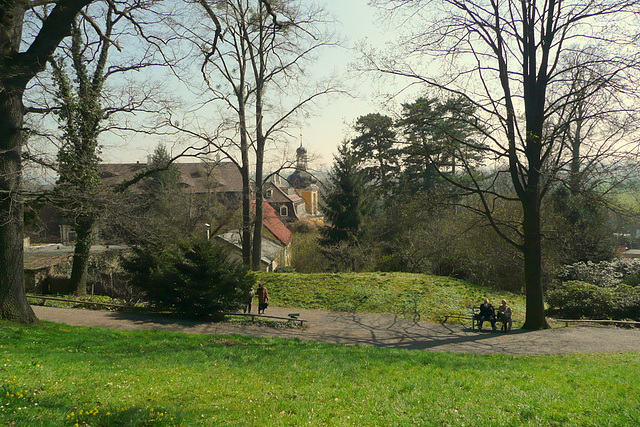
[[251, 201, 292, 245]]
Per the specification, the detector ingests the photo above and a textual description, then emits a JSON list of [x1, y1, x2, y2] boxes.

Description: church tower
[[296, 144, 308, 171], [287, 143, 318, 215]]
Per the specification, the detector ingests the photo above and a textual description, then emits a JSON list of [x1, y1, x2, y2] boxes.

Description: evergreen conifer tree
[[321, 142, 370, 246]]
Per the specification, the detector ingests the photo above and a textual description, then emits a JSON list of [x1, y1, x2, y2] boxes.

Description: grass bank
[[256, 272, 526, 325], [29, 272, 526, 326], [1, 322, 639, 426]]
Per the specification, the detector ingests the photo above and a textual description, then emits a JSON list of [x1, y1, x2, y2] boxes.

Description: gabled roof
[[98, 161, 245, 194], [252, 201, 292, 245], [215, 230, 284, 265], [264, 182, 305, 204]]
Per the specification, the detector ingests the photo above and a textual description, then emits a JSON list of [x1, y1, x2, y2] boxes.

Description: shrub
[[546, 280, 640, 320], [290, 232, 331, 272], [546, 281, 615, 319], [123, 238, 254, 318], [611, 284, 640, 320]]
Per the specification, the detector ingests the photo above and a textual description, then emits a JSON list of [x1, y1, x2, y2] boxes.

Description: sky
[[99, 0, 406, 170], [300, 0, 397, 168]]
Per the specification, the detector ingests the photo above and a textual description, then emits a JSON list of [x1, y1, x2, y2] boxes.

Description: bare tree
[[370, 0, 640, 328], [551, 48, 640, 196], [170, 0, 338, 269]]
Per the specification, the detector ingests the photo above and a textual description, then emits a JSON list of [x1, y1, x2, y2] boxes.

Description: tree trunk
[[251, 116, 265, 271], [241, 168, 252, 267], [521, 192, 550, 330], [0, 85, 38, 323], [520, 94, 550, 329], [251, 191, 263, 271], [238, 102, 252, 267], [70, 218, 94, 295], [250, 19, 267, 270], [0, 2, 37, 323]]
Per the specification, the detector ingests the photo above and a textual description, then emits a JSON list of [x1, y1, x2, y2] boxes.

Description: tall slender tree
[[42, 1, 171, 295], [50, 10, 109, 295], [321, 142, 370, 246], [174, 0, 336, 270]]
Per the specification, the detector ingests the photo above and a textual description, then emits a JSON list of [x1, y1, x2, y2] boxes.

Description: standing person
[[497, 299, 513, 331], [243, 286, 255, 313], [478, 298, 497, 331], [257, 283, 269, 314]]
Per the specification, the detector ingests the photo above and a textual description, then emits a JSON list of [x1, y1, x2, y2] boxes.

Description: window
[[280, 205, 288, 217], [266, 189, 273, 198]]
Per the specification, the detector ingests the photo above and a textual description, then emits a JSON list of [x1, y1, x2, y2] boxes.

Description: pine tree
[[350, 113, 400, 196], [320, 142, 370, 246]]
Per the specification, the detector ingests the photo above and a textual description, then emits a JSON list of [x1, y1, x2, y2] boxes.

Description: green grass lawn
[[1, 321, 639, 426], [9, 272, 637, 425]]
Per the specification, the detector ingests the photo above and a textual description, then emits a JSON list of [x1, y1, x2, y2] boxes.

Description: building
[[262, 144, 321, 223], [263, 181, 309, 222], [98, 160, 245, 200], [287, 145, 320, 216], [215, 202, 293, 271]]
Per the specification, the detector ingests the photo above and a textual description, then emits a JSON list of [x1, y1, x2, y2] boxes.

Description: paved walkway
[[32, 305, 640, 355]]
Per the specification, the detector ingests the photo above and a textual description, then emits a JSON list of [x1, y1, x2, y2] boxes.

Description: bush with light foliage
[[559, 258, 640, 288]]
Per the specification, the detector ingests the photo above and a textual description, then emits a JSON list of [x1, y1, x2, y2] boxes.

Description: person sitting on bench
[[497, 299, 513, 331], [478, 298, 497, 331]]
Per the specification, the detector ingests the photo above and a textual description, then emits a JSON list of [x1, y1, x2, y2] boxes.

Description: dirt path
[[31, 305, 640, 355]]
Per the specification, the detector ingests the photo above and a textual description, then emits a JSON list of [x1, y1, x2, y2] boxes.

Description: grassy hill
[[256, 272, 526, 326]]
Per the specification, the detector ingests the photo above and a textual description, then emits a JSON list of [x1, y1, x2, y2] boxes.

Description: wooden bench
[[443, 309, 485, 330], [27, 294, 134, 309], [554, 318, 640, 328], [443, 309, 507, 330], [441, 314, 477, 329], [220, 312, 307, 326]]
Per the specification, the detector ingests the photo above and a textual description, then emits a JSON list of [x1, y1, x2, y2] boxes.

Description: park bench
[[554, 318, 640, 328], [26, 294, 134, 310], [220, 312, 307, 326], [442, 308, 483, 330], [442, 308, 506, 330]]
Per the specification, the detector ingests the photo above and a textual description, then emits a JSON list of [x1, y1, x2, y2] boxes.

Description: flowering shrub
[[558, 258, 640, 288]]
